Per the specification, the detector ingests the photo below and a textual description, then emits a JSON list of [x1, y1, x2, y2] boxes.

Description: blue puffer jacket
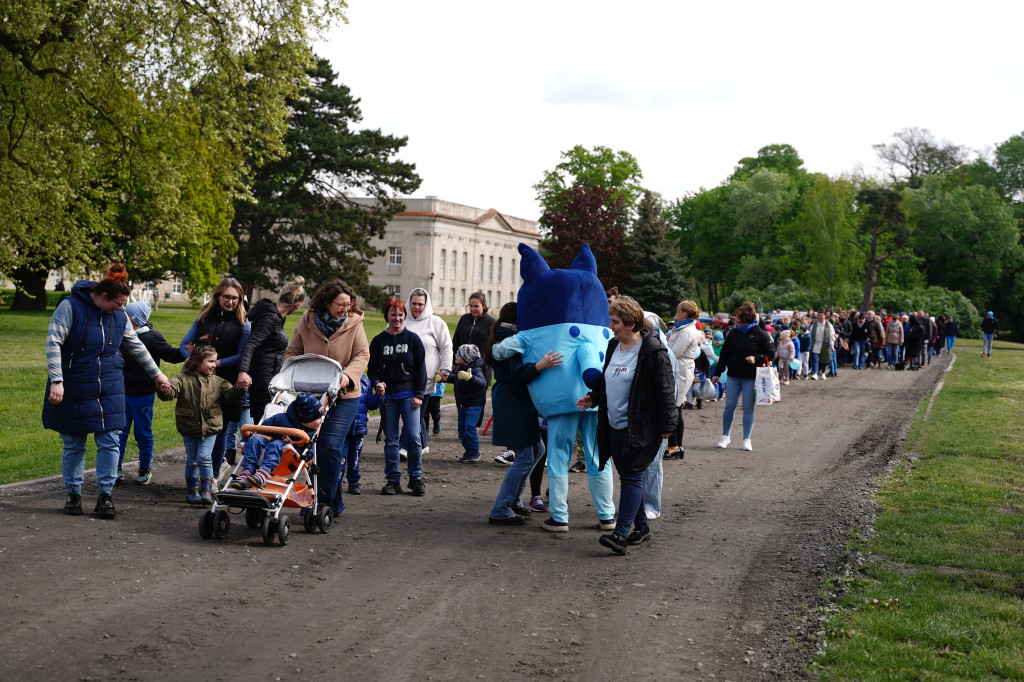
[[349, 375, 383, 437], [42, 281, 127, 434]]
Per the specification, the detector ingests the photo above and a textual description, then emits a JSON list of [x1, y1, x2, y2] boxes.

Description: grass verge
[[811, 341, 1024, 680], [0, 305, 460, 485]]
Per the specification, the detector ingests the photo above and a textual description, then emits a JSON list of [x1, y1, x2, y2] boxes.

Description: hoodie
[[404, 288, 454, 395], [368, 327, 427, 400]]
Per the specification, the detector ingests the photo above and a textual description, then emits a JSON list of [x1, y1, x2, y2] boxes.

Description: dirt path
[[0, 358, 947, 681]]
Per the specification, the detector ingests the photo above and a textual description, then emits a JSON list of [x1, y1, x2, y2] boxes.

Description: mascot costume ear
[[509, 243, 615, 526]]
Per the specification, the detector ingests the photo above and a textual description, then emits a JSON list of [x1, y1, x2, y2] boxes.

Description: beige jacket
[[285, 310, 370, 399]]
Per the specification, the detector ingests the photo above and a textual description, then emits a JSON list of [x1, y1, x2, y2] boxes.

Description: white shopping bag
[[755, 365, 780, 405]]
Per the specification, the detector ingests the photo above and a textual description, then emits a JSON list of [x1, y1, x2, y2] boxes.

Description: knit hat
[[987, 311, 994, 317], [456, 344, 481, 364], [125, 301, 151, 327], [712, 331, 724, 342], [292, 392, 324, 424]]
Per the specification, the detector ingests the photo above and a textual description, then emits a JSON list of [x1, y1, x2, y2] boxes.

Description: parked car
[[712, 312, 732, 328]]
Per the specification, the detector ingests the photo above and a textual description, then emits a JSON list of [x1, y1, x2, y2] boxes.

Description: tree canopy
[[534, 145, 643, 217]]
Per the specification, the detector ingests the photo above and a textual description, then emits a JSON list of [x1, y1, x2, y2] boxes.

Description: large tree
[[230, 57, 421, 302], [852, 188, 909, 311], [873, 127, 968, 190], [668, 186, 735, 314], [623, 191, 689, 316], [534, 145, 644, 218], [0, 0, 345, 309], [539, 182, 629, 289]]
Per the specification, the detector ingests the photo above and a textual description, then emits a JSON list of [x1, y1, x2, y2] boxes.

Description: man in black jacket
[[981, 311, 999, 357]]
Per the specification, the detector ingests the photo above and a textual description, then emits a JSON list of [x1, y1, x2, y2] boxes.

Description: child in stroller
[[230, 392, 323, 490]]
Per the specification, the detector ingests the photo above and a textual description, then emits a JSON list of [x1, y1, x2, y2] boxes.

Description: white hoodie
[[404, 288, 454, 395]]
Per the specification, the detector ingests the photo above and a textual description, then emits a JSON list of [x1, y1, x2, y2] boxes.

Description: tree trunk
[[10, 267, 49, 311], [861, 261, 878, 312]]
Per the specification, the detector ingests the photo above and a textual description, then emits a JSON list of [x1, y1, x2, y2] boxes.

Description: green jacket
[[158, 372, 244, 438]]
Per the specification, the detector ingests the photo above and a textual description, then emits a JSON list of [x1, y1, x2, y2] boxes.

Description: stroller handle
[[241, 424, 310, 445]]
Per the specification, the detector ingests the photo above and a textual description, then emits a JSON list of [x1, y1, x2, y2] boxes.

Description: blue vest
[[42, 281, 127, 434]]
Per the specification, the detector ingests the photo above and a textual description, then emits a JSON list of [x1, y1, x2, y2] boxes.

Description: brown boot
[[200, 478, 214, 506]]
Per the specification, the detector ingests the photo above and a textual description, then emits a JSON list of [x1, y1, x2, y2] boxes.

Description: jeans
[[225, 404, 253, 454], [455, 405, 482, 458], [341, 433, 362, 487], [982, 333, 994, 355], [886, 343, 900, 366], [829, 355, 838, 376], [317, 396, 359, 514], [852, 339, 867, 369], [722, 376, 756, 441], [489, 441, 541, 519], [211, 420, 240, 475], [809, 351, 822, 375], [946, 336, 956, 353], [182, 434, 217, 482], [608, 427, 648, 538], [119, 393, 155, 469], [642, 438, 665, 519], [61, 430, 120, 494], [384, 397, 422, 483]]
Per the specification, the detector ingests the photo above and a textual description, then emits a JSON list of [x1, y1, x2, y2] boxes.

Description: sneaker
[[716, 435, 731, 449], [64, 493, 83, 515], [511, 503, 531, 516], [246, 470, 268, 490], [598, 518, 616, 531], [422, 446, 430, 455], [399, 448, 408, 462], [682, 402, 694, 410], [115, 466, 124, 482], [135, 467, 152, 485], [810, 374, 818, 380], [459, 453, 480, 463], [94, 492, 116, 519], [408, 478, 426, 496], [347, 484, 362, 495], [569, 460, 587, 473], [381, 481, 402, 495], [742, 439, 753, 451], [627, 526, 651, 545], [821, 373, 826, 381], [494, 450, 516, 466], [599, 533, 628, 555], [229, 476, 251, 490], [542, 518, 569, 532], [530, 496, 549, 512], [488, 515, 525, 526]]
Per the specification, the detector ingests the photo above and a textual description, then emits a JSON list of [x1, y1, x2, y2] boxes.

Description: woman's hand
[[375, 382, 386, 397], [236, 371, 252, 390], [155, 373, 170, 393], [412, 397, 422, 409], [745, 355, 756, 364], [536, 351, 564, 370], [48, 382, 64, 405], [576, 395, 593, 410]]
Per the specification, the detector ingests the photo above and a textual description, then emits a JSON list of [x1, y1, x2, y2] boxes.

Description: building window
[[173, 276, 183, 295], [439, 249, 446, 278], [438, 287, 444, 306], [462, 252, 468, 280], [461, 289, 466, 305], [478, 255, 484, 280], [487, 290, 492, 305], [497, 257, 502, 284], [386, 284, 401, 296], [495, 291, 501, 306], [510, 290, 515, 303], [389, 246, 402, 266], [488, 256, 494, 282], [511, 259, 516, 285], [449, 289, 455, 306]]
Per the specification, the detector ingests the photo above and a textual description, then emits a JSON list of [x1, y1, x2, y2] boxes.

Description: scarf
[[498, 321, 518, 332], [736, 322, 758, 333], [674, 318, 695, 329], [314, 309, 347, 337]]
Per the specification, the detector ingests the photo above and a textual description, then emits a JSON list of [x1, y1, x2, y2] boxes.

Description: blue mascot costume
[[492, 243, 615, 526]]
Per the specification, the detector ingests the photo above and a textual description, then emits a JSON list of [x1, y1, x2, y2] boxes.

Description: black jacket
[[981, 316, 999, 335], [589, 329, 677, 474], [120, 326, 184, 396], [453, 312, 496, 385], [368, 328, 427, 400], [238, 299, 288, 390], [714, 325, 775, 380]]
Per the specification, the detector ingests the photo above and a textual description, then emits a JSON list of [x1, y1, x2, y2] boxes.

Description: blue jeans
[[384, 397, 422, 483], [722, 376, 756, 441], [456, 405, 482, 458], [982, 333, 994, 355], [340, 433, 362, 487], [182, 434, 217, 482], [318, 396, 359, 514], [211, 420, 240, 475], [852, 340, 867, 368], [225, 403, 253, 454], [886, 343, 900, 366], [119, 393, 155, 469], [489, 441, 541, 519], [829, 355, 838, 375], [809, 351, 822, 375], [946, 336, 955, 352], [61, 430, 120, 494], [608, 427, 647, 538]]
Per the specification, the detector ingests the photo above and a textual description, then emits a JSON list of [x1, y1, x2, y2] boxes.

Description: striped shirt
[[46, 299, 160, 382]]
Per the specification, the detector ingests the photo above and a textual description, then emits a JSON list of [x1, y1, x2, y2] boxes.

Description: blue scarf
[[314, 309, 347, 337], [736, 322, 758, 333], [674, 318, 695, 330]]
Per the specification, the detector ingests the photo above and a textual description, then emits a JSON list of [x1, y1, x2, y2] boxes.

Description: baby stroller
[[198, 354, 346, 546]]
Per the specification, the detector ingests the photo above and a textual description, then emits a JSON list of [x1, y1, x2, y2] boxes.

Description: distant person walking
[[712, 302, 774, 451], [945, 316, 958, 353], [981, 311, 999, 357]]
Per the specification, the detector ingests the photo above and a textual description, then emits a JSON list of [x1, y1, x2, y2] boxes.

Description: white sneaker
[[810, 373, 818, 380], [742, 439, 753, 451], [716, 435, 731, 448], [399, 448, 408, 462], [494, 450, 516, 466], [421, 446, 429, 454], [820, 373, 826, 381]]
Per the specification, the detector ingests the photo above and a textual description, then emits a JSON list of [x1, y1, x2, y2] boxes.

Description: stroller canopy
[[269, 354, 345, 396]]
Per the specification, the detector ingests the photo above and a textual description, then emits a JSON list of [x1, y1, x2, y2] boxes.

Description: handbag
[[755, 364, 780, 405], [839, 337, 849, 352]]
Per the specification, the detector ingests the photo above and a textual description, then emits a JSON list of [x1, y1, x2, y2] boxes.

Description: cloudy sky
[[316, 1, 1024, 221]]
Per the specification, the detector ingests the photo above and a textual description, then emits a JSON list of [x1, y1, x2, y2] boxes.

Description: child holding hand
[[158, 344, 243, 505]]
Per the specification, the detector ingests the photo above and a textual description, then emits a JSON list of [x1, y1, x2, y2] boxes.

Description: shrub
[[0, 290, 71, 308]]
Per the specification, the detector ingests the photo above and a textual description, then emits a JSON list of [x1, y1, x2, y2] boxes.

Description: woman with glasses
[[179, 277, 251, 480], [286, 280, 369, 515]]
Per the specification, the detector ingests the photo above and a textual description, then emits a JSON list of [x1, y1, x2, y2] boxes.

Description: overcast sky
[[315, 1, 1024, 222]]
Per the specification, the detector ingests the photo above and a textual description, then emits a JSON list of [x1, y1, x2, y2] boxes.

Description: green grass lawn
[[0, 304, 462, 485], [813, 338, 1024, 680]]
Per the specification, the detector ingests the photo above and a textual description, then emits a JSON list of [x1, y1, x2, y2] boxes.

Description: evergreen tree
[[623, 191, 689, 317]]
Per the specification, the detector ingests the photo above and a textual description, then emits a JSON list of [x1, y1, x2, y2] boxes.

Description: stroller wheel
[[277, 515, 291, 546], [317, 506, 333, 534], [213, 510, 230, 540], [245, 508, 263, 529], [303, 509, 316, 533], [198, 511, 214, 540], [261, 514, 276, 545]]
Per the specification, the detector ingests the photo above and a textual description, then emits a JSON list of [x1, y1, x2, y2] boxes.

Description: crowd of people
[[42, 263, 971, 556]]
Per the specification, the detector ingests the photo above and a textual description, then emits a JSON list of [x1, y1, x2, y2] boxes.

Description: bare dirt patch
[[0, 358, 947, 681]]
